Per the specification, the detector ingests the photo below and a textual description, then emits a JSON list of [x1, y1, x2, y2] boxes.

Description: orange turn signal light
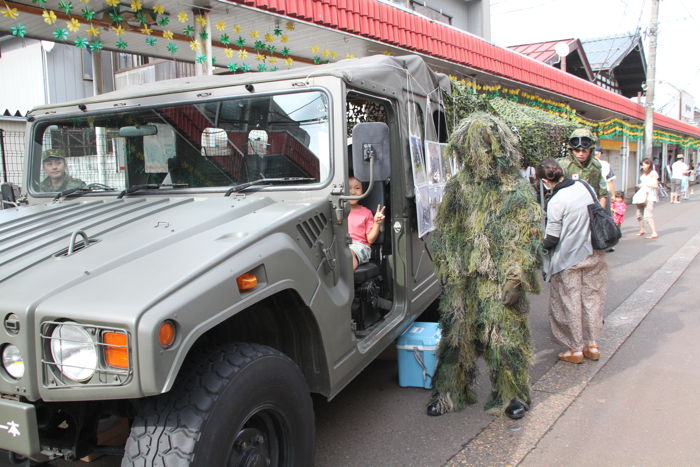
[[103, 332, 129, 369], [159, 320, 176, 348], [237, 272, 258, 291]]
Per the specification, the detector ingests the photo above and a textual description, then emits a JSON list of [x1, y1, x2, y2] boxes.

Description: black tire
[[122, 343, 315, 466]]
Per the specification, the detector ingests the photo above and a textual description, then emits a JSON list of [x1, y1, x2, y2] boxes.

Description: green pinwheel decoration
[[10, 24, 26, 38], [74, 36, 89, 48], [53, 28, 69, 41]]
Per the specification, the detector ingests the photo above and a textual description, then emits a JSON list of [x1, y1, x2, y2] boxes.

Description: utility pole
[[644, 0, 660, 159]]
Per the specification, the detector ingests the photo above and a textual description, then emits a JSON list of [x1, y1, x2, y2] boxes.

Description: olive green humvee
[[0, 54, 448, 465]]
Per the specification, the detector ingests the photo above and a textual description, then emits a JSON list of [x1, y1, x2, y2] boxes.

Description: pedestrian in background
[[670, 154, 689, 204], [538, 158, 607, 364], [688, 163, 696, 194], [635, 158, 659, 239], [594, 146, 616, 208], [611, 191, 627, 228]]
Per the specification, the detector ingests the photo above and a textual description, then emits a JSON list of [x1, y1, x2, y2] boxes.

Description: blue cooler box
[[396, 322, 441, 389]]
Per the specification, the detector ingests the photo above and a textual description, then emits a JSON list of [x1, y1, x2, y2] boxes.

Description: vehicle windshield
[[30, 90, 330, 195]]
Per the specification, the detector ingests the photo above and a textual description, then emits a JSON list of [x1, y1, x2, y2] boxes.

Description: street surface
[[4, 191, 700, 466]]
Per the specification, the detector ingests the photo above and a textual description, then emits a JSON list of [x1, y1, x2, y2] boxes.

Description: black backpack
[[578, 181, 621, 250]]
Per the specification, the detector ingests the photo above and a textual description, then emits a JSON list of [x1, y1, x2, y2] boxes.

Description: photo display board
[[410, 137, 450, 237]]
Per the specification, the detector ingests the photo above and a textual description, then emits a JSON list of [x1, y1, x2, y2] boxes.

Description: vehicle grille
[[296, 213, 328, 248]]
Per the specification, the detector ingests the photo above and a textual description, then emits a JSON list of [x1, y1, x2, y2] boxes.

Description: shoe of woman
[[558, 349, 584, 364], [583, 345, 600, 361]]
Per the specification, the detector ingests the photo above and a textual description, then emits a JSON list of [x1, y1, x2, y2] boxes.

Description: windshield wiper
[[52, 187, 91, 201], [224, 177, 316, 196], [117, 183, 189, 199], [52, 183, 117, 201]]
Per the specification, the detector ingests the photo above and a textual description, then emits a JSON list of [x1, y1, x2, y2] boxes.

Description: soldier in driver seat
[[40, 149, 86, 192]]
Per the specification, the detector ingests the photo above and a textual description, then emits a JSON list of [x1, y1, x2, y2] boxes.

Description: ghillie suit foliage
[[430, 112, 543, 414]]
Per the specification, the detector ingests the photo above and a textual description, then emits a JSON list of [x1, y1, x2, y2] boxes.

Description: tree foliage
[[444, 80, 585, 167]]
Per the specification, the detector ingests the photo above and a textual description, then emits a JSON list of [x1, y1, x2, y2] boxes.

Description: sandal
[[636, 231, 645, 236], [646, 234, 659, 239], [558, 349, 584, 364], [583, 345, 600, 361]]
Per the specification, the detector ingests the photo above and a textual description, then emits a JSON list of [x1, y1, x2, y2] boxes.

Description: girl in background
[[611, 191, 627, 228]]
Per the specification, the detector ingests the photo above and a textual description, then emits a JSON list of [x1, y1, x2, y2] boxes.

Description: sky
[[490, 0, 700, 110]]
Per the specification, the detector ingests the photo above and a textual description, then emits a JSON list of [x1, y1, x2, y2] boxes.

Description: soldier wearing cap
[[558, 129, 609, 208], [40, 149, 86, 192]]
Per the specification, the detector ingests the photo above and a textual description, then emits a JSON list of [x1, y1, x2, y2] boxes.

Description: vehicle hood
[[0, 195, 314, 321]]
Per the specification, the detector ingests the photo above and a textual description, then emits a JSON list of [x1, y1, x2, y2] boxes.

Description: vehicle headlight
[[50, 323, 97, 382], [2, 345, 24, 379]]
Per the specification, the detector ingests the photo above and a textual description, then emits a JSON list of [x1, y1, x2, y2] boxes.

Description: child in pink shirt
[[611, 191, 627, 228], [348, 177, 386, 270]]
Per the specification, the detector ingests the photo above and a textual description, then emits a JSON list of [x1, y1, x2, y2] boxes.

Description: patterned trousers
[[548, 251, 608, 351]]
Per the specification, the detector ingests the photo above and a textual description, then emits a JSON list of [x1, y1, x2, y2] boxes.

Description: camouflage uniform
[[39, 175, 86, 192], [558, 155, 609, 201]]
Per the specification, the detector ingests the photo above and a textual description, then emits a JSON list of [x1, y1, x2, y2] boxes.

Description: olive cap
[[42, 149, 66, 161]]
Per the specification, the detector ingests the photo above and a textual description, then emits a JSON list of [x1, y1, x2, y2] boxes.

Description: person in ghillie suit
[[426, 112, 543, 420]]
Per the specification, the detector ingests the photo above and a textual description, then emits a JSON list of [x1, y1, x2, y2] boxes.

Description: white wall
[[46, 44, 95, 104], [0, 39, 46, 115]]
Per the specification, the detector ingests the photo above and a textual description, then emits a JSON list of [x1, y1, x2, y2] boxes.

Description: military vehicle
[[0, 54, 448, 465]]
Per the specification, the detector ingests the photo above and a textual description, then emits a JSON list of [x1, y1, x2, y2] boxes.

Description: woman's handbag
[[578, 181, 621, 250], [631, 188, 648, 205]]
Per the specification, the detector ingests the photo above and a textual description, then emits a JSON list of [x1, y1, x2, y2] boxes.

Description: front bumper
[[0, 399, 41, 458]]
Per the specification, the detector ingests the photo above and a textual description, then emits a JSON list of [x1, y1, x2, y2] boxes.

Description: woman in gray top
[[538, 158, 608, 364]]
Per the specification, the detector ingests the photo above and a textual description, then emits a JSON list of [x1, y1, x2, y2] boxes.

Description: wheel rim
[[228, 405, 290, 467]]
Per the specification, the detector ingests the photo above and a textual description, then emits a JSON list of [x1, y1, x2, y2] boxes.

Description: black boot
[[504, 398, 529, 420], [426, 402, 443, 417]]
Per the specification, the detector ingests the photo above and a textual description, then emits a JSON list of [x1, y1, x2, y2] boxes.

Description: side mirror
[[1, 183, 20, 209], [352, 122, 390, 182]]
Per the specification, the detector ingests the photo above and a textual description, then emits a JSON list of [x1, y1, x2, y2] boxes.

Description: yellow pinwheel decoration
[[216, 21, 226, 31], [162, 30, 174, 40], [43, 9, 57, 24], [189, 40, 200, 51], [195, 15, 207, 27], [238, 49, 248, 60], [106, 0, 119, 7], [284, 57, 294, 67], [112, 25, 125, 36], [255, 54, 265, 62], [1, 6, 18, 19], [224, 48, 234, 58], [249, 30, 259, 38], [264, 33, 275, 43], [280, 34, 289, 43], [233, 25, 241, 33], [311, 46, 320, 54], [177, 12, 188, 23], [86, 24, 100, 37], [130, 0, 142, 11], [66, 18, 81, 33], [153, 4, 166, 15], [140, 25, 153, 35]]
